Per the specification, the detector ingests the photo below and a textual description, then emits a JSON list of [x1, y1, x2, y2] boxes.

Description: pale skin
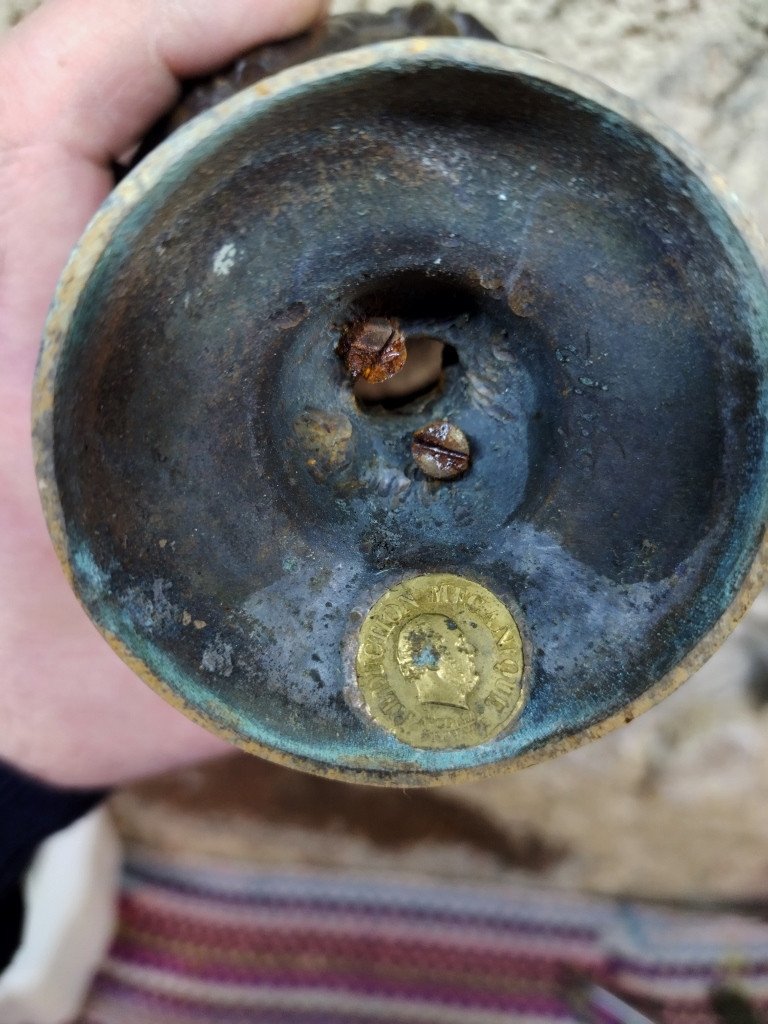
[[0, 0, 327, 788]]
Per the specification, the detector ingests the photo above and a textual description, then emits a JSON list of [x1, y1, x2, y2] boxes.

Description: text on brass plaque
[[356, 574, 525, 749]]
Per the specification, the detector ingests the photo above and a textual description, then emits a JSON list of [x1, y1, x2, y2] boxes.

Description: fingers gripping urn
[[33, 5, 768, 785]]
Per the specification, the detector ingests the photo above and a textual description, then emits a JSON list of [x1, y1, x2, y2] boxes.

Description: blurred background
[[5, 0, 768, 910]]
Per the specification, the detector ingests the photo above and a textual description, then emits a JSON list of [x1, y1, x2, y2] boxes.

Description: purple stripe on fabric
[[84, 973, 576, 1024], [607, 954, 768, 980], [78, 863, 768, 1024], [85, 971, 582, 1019], [122, 866, 599, 944], [99, 953, 577, 1015]]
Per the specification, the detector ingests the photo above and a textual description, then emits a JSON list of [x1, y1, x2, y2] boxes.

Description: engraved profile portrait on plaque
[[395, 614, 481, 710], [356, 575, 526, 749]]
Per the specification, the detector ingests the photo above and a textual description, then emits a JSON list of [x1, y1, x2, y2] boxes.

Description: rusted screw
[[338, 317, 407, 384], [412, 420, 471, 480]]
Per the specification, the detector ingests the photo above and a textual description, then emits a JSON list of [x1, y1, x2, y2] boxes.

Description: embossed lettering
[[494, 627, 519, 649], [356, 573, 527, 750], [497, 658, 522, 677], [378, 687, 401, 715], [487, 691, 507, 712], [362, 640, 385, 659]]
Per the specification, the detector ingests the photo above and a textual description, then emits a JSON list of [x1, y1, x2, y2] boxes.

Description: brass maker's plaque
[[356, 574, 525, 749]]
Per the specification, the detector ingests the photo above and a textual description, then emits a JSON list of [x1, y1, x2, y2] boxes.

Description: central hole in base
[[354, 336, 459, 410]]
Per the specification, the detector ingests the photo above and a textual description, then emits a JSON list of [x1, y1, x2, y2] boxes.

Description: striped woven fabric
[[78, 854, 768, 1024]]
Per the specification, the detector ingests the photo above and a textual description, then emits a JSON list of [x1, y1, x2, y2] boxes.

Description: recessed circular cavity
[[34, 40, 768, 785], [353, 336, 453, 409]]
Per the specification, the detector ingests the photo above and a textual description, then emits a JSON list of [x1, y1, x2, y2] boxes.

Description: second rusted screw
[[412, 420, 471, 481], [338, 317, 407, 384]]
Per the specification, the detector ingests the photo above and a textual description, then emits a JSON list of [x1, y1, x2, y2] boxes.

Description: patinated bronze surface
[[33, 14, 768, 784]]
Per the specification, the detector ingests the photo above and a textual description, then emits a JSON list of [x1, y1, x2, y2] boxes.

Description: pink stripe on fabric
[[77, 856, 768, 1024]]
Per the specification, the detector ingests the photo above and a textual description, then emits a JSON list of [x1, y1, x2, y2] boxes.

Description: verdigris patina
[[33, 7, 768, 784]]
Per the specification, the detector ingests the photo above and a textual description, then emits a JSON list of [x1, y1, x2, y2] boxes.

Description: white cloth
[[0, 808, 119, 1024]]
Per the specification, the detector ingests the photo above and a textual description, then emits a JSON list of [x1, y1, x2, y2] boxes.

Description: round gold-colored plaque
[[355, 574, 526, 749]]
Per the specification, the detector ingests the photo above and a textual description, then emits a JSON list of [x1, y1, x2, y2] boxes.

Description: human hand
[[0, 0, 326, 787]]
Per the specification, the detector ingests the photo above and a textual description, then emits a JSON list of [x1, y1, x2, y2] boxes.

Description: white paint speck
[[212, 242, 238, 277]]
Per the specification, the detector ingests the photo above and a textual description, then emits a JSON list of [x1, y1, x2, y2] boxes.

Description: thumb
[[0, 0, 327, 786], [1, 0, 327, 161], [0, 0, 327, 369]]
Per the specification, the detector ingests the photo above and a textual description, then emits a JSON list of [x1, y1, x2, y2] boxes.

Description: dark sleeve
[[0, 760, 107, 970]]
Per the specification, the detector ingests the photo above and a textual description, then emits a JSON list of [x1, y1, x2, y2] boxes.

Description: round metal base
[[34, 39, 768, 784]]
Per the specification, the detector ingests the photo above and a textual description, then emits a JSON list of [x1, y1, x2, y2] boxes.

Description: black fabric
[[0, 760, 107, 971], [0, 884, 23, 971]]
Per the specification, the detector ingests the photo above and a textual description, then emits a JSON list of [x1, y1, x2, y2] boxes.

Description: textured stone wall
[[336, 0, 768, 237]]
